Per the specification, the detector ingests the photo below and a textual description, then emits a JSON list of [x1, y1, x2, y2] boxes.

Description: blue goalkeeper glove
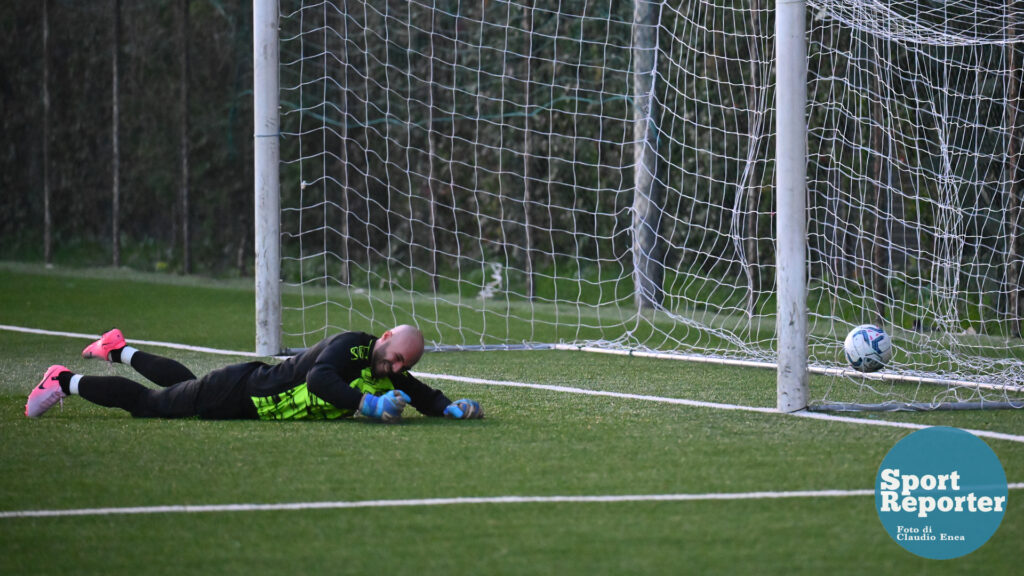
[[359, 390, 411, 422], [443, 399, 484, 420]]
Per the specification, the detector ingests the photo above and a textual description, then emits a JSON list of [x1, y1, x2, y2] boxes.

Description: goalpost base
[[808, 401, 1024, 413]]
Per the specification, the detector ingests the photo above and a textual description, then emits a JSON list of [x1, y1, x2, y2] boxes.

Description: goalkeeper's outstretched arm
[[395, 371, 484, 420]]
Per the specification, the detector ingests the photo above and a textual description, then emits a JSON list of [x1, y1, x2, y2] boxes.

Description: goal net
[[273, 0, 1024, 410], [806, 0, 1024, 409]]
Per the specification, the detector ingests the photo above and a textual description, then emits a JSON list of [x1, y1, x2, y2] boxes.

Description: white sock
[[120, 346, 138, 366], [69, 374, 83, 395]]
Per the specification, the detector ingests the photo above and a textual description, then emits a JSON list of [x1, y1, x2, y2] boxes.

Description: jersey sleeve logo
[[350, 344, 370, 362]]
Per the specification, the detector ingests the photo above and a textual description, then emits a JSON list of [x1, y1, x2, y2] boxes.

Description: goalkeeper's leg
[[122, 350, 197, 387], [53, 372, 204, 418], [82, 328, 196, 387]]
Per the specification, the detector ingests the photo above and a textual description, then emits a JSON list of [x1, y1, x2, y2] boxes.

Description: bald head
[[371, 324, 425, 378]]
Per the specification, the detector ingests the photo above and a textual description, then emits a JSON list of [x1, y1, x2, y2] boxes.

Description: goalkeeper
[[25, 325, 483, 423]]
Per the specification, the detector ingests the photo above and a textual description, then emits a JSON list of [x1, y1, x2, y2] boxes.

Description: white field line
[[3, 484, 1023, 520], [0, 490, 877, 519], [416, 372, 1024, 445], [0, 324, 264, 357], [4, 324, 1024, 446]]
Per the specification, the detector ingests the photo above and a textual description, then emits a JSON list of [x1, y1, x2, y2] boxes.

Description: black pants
[[78, 351, 259, 420]]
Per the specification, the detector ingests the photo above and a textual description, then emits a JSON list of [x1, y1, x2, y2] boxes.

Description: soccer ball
[[843, 324, 892, 373]]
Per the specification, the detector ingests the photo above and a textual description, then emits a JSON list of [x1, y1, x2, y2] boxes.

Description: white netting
[[277, 0, 1024, 408], [807, 0, 1024, 407]]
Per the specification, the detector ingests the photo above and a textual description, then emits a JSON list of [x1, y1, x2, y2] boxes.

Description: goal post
[[632, 0, 667, 312], [257, 0, 1024, 411], [776, 0, 810, 412], [253, 0, 281, 357]]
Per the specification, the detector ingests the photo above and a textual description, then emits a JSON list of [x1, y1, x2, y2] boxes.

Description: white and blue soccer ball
[[844, 324, 893, 373]]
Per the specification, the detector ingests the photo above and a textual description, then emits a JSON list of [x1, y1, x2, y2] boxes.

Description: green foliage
[[0, 1, 254, 275]]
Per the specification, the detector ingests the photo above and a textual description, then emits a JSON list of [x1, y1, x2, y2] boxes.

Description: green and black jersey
[[242, 331, 450, 420]]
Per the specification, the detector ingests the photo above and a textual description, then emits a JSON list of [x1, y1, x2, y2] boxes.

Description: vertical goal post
[[775, 0, 809, 412], [254, 0, 281, 356]]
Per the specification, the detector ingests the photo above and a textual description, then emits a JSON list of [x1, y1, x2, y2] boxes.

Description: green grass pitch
[[1, 262, 1022, 575]]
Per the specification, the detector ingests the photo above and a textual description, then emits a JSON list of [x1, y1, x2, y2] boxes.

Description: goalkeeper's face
[[372, 325, 425, 378]]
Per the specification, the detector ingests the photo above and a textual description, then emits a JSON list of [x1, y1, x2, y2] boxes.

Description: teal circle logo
[[876, 426, 1007, 559]]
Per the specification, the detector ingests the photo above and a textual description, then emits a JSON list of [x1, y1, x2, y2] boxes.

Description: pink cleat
[[25, 365, 69, 418], [82, 328, 126, 361]]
